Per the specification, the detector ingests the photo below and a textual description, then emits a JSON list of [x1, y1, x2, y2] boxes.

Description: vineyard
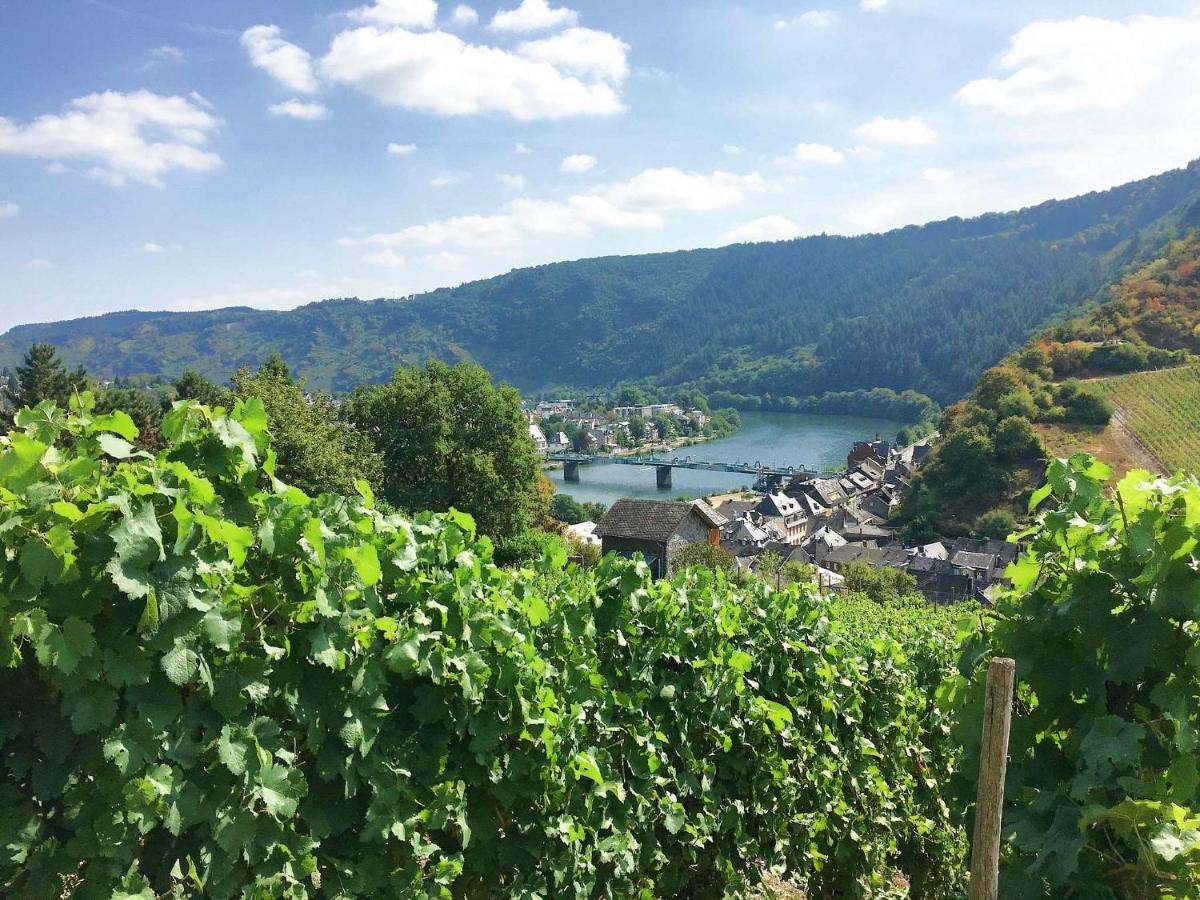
[[2, 396, 1199, 898], [1089, 365, 1200, 473]]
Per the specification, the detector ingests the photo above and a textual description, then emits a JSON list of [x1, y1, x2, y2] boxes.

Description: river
[[546, 410, 904, 508]]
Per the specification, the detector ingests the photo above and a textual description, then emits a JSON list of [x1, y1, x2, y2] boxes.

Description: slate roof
[[595, 499, 697, 542], [840, 523, 896, 543], [950, 550, 998, 571]]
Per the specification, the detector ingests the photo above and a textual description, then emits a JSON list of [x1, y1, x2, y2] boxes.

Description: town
[[527, 397, 1016, 606]]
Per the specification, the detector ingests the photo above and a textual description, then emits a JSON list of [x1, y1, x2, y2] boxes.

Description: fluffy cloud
[[268, 99, 330, 120], [349, 0, 438, 28], [387, 142, 417, 155], [957, 14, 1200, 116], [722, 144, 743, 155], [498, 173, 527, 189], [778, 142, 844, 164], [142, 242, 164, 253], [450, 5, 479, 26], [319, 26, 623, 119], [774, 11, 836, 31], [724, 215, 801, 243], [861, 0, 888, 9], [430, 173, 464, 188], [490, 0, 578, 33], [561, 153, 597, 174], [0, 201, 17, 218], [515, 142, 532, 154], [855, 115, 936, 145], [343, 166, 765, 261], [0, 90, 221, 187], [517, 27, 630, 82], [241, 25, 318, 94]]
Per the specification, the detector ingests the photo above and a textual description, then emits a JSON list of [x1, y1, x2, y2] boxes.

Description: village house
[[528, 422, 548, 452], [753, 492, 808, 545], [594, 498, 727, 579]]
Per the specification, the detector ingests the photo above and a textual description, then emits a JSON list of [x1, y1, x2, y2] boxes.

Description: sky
[[2, 0, 1200, 331]]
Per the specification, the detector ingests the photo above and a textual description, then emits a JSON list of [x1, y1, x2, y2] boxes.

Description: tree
[[614, 386, 647, 407], [96, 386, 165, 451], [550, 493, 587, 525], [571, 427, 593, 453], [6, 343, 88, 413], [994, 416, 1041, 463], [672, 542, 735, 575], [173, 369, 234, 408], [973, 508, 1016, 540], [232, 355, 383, 498], [345, 360, 543, 540], [627, 415, 647, 441]]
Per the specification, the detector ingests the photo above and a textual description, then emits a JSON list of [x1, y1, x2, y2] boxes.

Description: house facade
[[594, 499, 727, 578]]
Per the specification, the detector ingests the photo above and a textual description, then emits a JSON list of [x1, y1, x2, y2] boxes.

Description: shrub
[[671, 541, 735, 575], [0, 396, 966, 897], [948, 455, 1200, 897]]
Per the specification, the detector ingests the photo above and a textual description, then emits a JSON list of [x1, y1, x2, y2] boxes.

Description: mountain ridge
[[6, 159, 1200, 402]]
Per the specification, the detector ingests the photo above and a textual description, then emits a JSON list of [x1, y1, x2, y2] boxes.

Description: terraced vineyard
[[1090, 365, 1200, 473]]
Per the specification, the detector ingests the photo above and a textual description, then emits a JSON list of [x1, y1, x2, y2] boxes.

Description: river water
[[546, 411, 904, 508]]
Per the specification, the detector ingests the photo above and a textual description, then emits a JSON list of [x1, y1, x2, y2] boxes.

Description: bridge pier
[[656, 465, 672, 490], [564, 460, 580, 483]]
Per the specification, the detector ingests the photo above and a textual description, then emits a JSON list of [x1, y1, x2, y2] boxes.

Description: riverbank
[[546, 410, 904, 507]]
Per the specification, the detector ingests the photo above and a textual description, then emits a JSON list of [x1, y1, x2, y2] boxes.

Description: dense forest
[[4, 160, 1200, 405]]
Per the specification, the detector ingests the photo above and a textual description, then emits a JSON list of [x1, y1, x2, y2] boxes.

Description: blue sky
[[2, 0, 1199, 330]]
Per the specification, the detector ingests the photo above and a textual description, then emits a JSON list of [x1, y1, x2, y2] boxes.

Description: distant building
[[528, 423, 548, 452], [565, 520, 601, 548], [753, 492, 807, 545], [594, 498, 727, 578]]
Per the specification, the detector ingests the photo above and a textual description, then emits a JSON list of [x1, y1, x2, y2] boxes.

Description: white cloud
[[28, 259, 53, 270], [364, 248, 407, 267], [517, 28, 630, 82], [0, 201, 17, 218], [778, 142, 844, 164], [515, 142, 532, 154], [343, 166, 766, 262], [421, 250, 470, 271], [387, 142, 417, 155], [142, 242, 164, 253], [490, 0, 578, 33], [450, 4, 479, 26], [430, 173, 463, 187], [140, 44, 185, 71], [721, 145, 743, 156], [861, 0, 888, 10], [268, 99, 330, 120], [561, 153, 597, 174], [498, 173, 527, 189], [923, 167, 953, 183], [855, 115, 936, 145], [349, 0, 438, 29], [319, 26, 624, 120], [724, 215, 801, 243], [774, 11, 836, 31], [0, 90, 221, 187], [241, 25, 318, 94], [957, 14, 1200, 116]]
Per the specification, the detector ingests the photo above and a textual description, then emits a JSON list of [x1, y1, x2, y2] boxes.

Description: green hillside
[[4, 160, 1200, 402], [1089, 365, 1200, 473]]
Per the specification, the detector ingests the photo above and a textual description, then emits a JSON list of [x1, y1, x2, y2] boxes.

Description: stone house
[[594, 499, 727, 578]]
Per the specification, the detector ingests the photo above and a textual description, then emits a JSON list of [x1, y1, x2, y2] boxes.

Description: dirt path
[[1108, 407, 1167, 475]]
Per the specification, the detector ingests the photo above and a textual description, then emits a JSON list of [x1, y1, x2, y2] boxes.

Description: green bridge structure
[[543, 451, 837, 492]]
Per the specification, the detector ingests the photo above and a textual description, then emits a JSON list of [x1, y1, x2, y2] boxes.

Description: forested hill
[[5, 159, 1200, 402]]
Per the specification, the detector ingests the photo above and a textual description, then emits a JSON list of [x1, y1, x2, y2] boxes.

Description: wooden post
[[969, 657, 1016, 900]]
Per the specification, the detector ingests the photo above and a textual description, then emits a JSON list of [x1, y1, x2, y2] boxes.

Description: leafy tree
[[345, 360, 543, 540], [994, 416, 1041, 463], [571, 427, 593, 453], [614, 386, 647, 406], [972, 508, 1016, 539], [6, 343, 88, 413], [627, 415, 647, 441], [582, 500, 608, 522], [173, 369, 234, 408], [672, 541, 735, 575], [842, 562, 917, 603], [232, 355, 383, 498], [550, 493, 587, 525], [95, 386, 165, 450]]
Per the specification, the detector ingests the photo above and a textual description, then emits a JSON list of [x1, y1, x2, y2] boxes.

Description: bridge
[[543, 451, 837, 492]]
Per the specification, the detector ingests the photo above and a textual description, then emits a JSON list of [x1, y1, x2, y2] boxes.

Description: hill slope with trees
[[4, 161, 1200, 404]]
